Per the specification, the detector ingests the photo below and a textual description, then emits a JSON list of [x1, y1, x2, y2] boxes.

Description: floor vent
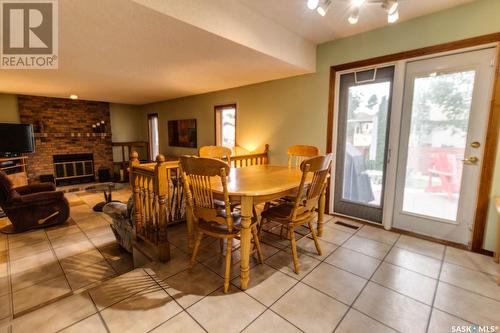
[[334, 221, 360, 230]]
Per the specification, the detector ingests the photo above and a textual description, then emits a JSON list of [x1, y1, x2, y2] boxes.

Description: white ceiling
[[241, 0, 476, 44], [0, 0, 476, 104]]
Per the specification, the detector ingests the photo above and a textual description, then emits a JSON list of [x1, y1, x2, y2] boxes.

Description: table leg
[[240, 196, 253, 290], [317, 188, 326, 237]]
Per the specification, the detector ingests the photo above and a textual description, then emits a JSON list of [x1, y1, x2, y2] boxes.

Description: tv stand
[[0, 156, 28, 187]]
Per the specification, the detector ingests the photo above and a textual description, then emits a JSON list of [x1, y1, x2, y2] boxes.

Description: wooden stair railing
[[129, 151, 184, 262], [231, 144, 270, 168]]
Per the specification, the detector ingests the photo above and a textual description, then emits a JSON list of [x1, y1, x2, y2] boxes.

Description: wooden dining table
[[185, 164, 327, 290]]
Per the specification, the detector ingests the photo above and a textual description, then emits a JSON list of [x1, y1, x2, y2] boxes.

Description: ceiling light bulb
[[317, 0, 331, 16], [388, 9, 399, 23], [352, 0, 365, 7], [348, 8, 359, 24], [307, 0, 319, 10], [69, 94, 78, 100]]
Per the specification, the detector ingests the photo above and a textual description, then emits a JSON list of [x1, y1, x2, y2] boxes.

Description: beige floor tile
[[65, 260, 116, 290], [89, 232, 117, 249], [202, 253, 259, 280], [444, 247, 500, 276], [8, 240, 51, 261], [342, 236, 392, 260], [291, 237, 338, 259], [188, 287, 266, 333], [0, 294, 11, 320], [325, 247, 381, 279], [53, 238, 96, 260], [12, 274, 71, 315], [353, 282, 431, 333], [243, 310, 301, 333], [355, 225, 399, 245], [427, 309, 473, 333], [10, 250, 63, 291], [49, 231, 87, 249], [144, 248, 191, 281], [99, 242, 133, 274], [259, 231, 290, 250], [75, 215, 109, 230], [8, 230, 47, 249], [303, 263, 366, 305], [46, 223, 80, 241], [11, 292, 96, 333], [82, 225, 114, 239], [335, 309, 397, 333], [70, 210, 99, 223], [440, 263, 500, 301], [232, 264, 296, 306], [371, 262, 437, 305], [163, 264, 224, 308], [271, 282, 348, 333], [265, 249, 321, 280], [395, 235, 445, 260], [318, 225, 353, 245], [151, 311, 205, 333], [100, 285, 182, 333], [434, 282, 500, 327], [60, 249, 105, 271], [385, 247, 441, 278], [60, 314, 107, 333], [89, 268, 157, 310], [259, 242, 281, 259]]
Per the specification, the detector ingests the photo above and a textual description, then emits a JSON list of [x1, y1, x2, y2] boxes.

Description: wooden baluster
[[130, 151, 143, 235], [166, 168, 173, 222], [155, 155, 171, 262]]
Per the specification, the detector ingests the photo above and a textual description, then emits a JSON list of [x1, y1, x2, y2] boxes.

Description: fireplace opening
[[53, 153, 95, 186]]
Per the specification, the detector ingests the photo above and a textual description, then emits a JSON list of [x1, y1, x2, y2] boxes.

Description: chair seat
[[261, 202, 315, 224]]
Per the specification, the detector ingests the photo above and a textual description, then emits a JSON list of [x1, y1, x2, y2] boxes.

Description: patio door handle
[[462, 156, 479, 164]]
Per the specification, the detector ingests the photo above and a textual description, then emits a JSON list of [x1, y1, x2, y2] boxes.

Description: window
[[148, 113, 159, 161], [215, 104, 236, 148]]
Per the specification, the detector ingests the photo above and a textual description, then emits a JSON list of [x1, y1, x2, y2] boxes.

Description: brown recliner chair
[[0, 171, 70, 233]]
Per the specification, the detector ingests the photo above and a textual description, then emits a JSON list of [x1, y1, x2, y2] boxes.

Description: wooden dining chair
[[287, 145, 320, 169], [199, 145, 232, 164], [179, 156, 264, 293], [260, 154, 332, 274]]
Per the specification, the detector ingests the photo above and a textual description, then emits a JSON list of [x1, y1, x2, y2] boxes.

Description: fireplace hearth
[[53, 153, 95, 186]]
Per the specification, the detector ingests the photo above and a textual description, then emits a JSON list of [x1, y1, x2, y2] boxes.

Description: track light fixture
[[317, 0, 332, 16], [306, 0, 400, 24]]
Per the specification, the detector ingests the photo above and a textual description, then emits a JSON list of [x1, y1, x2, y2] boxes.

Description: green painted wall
[[141, 0, 500, 250]]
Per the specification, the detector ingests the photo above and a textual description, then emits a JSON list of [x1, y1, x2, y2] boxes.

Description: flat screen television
[[0, 123, 35, 154]]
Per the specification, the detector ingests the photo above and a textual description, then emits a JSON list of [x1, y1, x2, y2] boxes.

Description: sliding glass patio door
[[392, 48, 496, 244], [333, 66, 394, 223]]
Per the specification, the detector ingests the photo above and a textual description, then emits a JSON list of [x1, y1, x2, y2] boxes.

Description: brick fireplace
[[18, 95, 113, 183]]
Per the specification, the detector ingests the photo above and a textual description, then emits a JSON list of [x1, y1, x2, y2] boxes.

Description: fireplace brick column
[[18, 95, 113, 183]]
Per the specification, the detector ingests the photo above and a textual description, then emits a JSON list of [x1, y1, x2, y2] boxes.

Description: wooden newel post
[[155, 154, 171, 262], [129, 151, 143, 235]]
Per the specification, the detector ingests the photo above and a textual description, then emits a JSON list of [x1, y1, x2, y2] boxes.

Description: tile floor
[[0, 185, 134, 321], [0, 211, 498, 332]]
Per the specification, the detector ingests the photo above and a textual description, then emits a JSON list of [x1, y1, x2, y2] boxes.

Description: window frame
[[147, 113, 159, 161], [214, 104, 237, 148]]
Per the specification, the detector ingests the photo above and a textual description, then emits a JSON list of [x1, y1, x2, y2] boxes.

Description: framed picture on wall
[[168, 119, 197, 148]]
